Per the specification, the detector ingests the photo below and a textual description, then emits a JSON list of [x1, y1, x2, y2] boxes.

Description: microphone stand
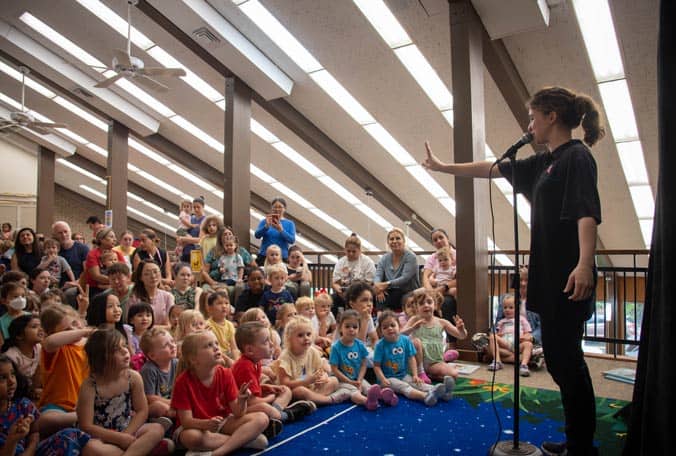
[[489, 154, 542, 456]]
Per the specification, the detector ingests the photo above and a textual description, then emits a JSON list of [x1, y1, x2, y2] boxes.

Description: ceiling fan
[[0, 66, 68, 136], [94, 0, 186, 92]]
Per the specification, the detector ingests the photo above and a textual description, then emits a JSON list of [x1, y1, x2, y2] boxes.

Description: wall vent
[[192, 27, 221, 45]]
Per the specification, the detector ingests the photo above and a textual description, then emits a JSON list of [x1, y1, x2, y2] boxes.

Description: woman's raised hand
[[422, 140, 446, 172]]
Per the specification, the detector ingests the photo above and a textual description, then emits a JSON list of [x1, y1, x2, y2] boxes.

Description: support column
[[450, 0, 489, 345], [224, 77, 252, 250], [107, 120, 129, 236], [36, 146, 55, 235]]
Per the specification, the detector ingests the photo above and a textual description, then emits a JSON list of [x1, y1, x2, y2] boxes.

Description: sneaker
[[441, 375, 456, 401], [487, 361, 503, 371], [443, 349, 459, 362], [365, 384, 381, 411], [151, 416, 174, 433], [244, 434, 269, 450], [541, 441, 567, 455], [150, 438, 175, 455], [263, 418, 283, 440], [380, 387, 399, 406], [519, 364, 530, 377], [330, 386, 353, 404], [283, 400, 316, 422], [423, 384, 445, 407], [419, 371, 432, 384]]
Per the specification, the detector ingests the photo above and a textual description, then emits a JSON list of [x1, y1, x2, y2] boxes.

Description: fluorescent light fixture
[[145, 46, 223, 102], [354, 203, 391, 229], [317, 176, 361, 205], [352, 0, 412, 48], [212, 190, 224, 198], [215, 99, 226, 111], [363, 123, 416, 166], [127, 192, 143, 202], [86, 142, 107, 156], [170, 115, 224, 152], [407, 238, 423, 252], [136, 170, 184, 195], [127, 163, 140, 172], [495, 254, 514, 266], [250, 164, 276, 184], [441, 109, 454, 127], [249, 208, 265, 219], [0, 93, 23, 111], [629, 185, 654, 219], [438, 197, 456, 216], [360, 239, 379, 251], [20, 13, 107, 69], [405, 165, 448, 199], [493, 177, 512, 194], [309, 208, 348, 232], [184, 0, 293, 94], [127, 206, 176, 232], [79, 184, 106, 199], [237, 0, 322, 73], [52, 96, 108, 130], [75, 0, 154, 50], [203, 205, 223, 216], [516, 194, 531, 222], [616, 141, 649, 185], [598, 79, 639, 141], [114, 78, 176, 117], [56, 128, 88, 144], [270, 182, 313, 208], [168, 163, 216, 191], [250, 118, 279, 143], [638, 219, 652, 246], [271, 142, 324, 177], [294, 234, 323, 252], [310, 70, 375, 125], [394, 45, 452, 111], [0, 61, 56, 98], [571, 0, 624, 82], [58, 159, 106, 183], [129, 138, 170, 165]]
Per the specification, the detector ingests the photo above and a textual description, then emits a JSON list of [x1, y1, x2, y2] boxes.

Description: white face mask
[[8, 296, 26, 311]]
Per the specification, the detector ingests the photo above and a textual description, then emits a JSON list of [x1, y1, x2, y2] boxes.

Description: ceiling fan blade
[[94, 72, 125, 89], [113, 49, 133, 68], [26, 125, 50, 136], [142, 67, 186, 78], [31, 121, 69, 129], [134, 74, 169, 92]]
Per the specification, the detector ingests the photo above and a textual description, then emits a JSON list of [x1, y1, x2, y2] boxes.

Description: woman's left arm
[[564, 217, 597, 301], [125, 371, 149, 435]]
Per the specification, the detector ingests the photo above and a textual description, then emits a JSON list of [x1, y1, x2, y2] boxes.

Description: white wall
[[0, 138, 37, 229]]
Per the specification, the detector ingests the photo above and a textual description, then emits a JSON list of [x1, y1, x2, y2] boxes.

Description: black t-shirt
[[132, 248, 169, 278], [498, 140, 601, 318], [235, 287, 264, 313]]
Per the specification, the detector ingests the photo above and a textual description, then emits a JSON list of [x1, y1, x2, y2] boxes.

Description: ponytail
[[574, 95, 606, 146]]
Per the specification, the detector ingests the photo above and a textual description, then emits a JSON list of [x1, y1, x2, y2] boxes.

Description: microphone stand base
[[488, 441, 543, 456]]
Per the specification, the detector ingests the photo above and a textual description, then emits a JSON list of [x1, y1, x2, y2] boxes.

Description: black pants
[[540, 303, 596, 455], [440, 295, 458, 343]]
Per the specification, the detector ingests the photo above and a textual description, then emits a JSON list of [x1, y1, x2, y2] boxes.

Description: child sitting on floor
[[487, 293, 534, 377]]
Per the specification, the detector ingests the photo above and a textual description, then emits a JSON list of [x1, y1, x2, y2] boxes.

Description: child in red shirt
[[170, 331, 269, 452], [232, 322, 315, 428]]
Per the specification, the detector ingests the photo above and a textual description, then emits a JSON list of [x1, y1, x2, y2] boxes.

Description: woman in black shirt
[[423, 86, 605, 456]]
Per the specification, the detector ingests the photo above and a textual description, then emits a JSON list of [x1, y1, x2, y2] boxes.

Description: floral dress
[[92, 373, 132, 432]]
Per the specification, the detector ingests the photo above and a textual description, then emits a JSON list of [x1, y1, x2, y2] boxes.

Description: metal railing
[[305, 249, 648, 359]]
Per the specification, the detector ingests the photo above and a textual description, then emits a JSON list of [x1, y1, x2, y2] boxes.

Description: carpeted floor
[[232, 377, 629, 455]]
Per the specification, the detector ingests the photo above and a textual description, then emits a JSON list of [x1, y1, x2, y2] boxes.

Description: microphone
[[498, 132, 534, 161]]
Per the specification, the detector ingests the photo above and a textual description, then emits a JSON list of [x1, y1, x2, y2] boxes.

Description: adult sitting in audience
[[331, 233, 376, 314], [374, 227, 420, 312], [84, 227, 125, 297], [128, 260, 174, 326], [201, 227, 245, 302], [177, 196, 206, 263], [10, 227, 42, 276], [52, 221, 89, 282], [1, 222, 13, 241], [422, 228, 458, 323], [254, 197, 295, 266], [171, 262, 202, 309], [29, 267, 51, 297], [72, 232, 85, 243], [132, 229, 172, 289], [103, 262, 135, 318], [112, 230, 135, 270]]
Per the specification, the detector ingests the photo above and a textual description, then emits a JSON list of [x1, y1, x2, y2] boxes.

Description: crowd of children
[[0, 235, 485, 455]]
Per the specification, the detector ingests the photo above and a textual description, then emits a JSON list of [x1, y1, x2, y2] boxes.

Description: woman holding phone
[[254, 197, 296, 266]]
